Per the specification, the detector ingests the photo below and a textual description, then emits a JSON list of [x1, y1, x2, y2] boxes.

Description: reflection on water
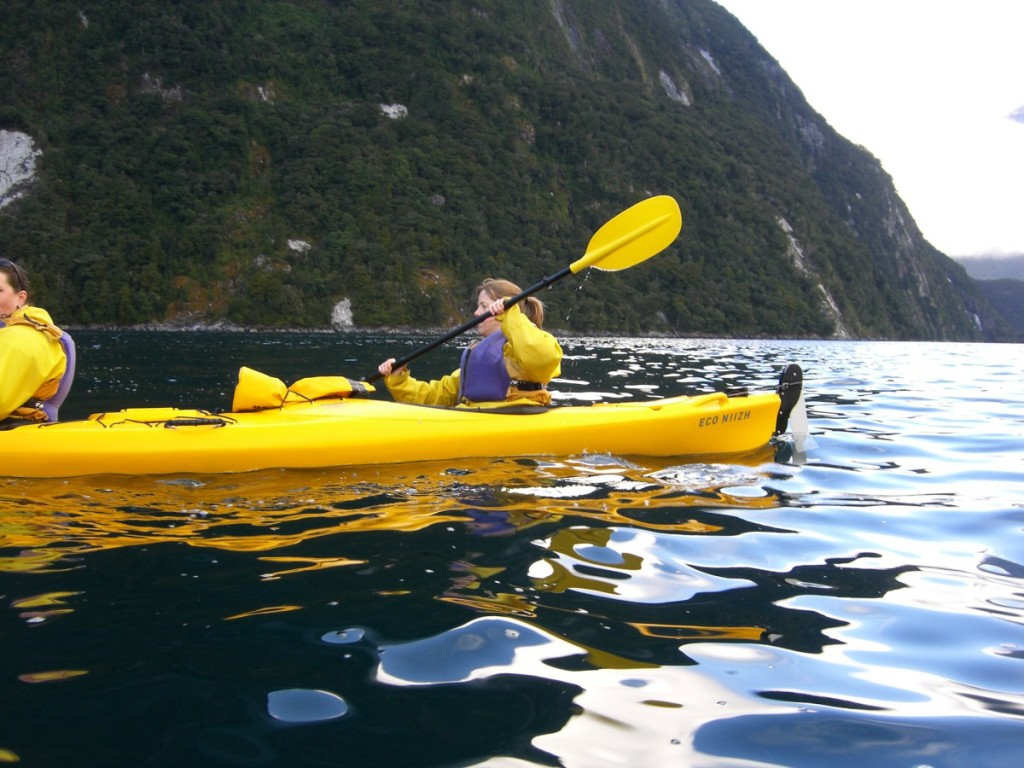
[[2, 334, 1024, 766], [0, 450, 781, 575], [266, 688, 349, 723]]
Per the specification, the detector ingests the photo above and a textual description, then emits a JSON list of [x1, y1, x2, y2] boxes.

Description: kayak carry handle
[[164, 417, 229, 429]]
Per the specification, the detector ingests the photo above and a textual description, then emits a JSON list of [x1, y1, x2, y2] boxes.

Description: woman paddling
[[0, 258, 76, 426], [377, 278, 562, 407]]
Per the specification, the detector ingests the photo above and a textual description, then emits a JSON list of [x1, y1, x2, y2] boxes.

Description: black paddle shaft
[[364, 265, 572, 384]]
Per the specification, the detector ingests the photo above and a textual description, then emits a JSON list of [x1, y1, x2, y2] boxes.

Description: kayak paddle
[[365, 194, 682, 383]]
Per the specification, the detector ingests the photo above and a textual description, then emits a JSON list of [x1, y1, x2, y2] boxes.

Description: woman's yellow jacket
[[384, 303, 562, 408], [0, 306, 69, 421]]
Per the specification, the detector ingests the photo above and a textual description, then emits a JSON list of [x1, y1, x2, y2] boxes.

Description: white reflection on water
[[375, 617, 579, 686], [375, 616, 784, 766], [266, 688, 349, 723], [376, 611, 1024, 768], [526, 526, 756, 603]]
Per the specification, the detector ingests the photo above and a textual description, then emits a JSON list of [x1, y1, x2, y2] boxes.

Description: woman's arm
[[498, 303, 562, 382], [383, 367, 461, 406]]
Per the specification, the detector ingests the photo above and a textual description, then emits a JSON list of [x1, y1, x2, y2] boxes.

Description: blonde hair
[[476, 277, 545, 328]]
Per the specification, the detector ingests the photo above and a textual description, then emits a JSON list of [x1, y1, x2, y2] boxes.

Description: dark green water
[[3, 332, 1024, 767]]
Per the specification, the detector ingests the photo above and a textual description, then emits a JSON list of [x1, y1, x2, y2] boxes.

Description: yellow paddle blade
[[570, 195, 682, 273]]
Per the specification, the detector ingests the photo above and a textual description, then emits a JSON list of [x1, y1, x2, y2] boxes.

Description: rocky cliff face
[[0, 131, 41, 209]]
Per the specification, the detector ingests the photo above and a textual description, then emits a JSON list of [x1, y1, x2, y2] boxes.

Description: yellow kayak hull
[[3, 388, 790, 479]]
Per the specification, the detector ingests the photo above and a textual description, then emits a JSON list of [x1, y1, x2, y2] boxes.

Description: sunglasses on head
[[0, 258, 26, 291]]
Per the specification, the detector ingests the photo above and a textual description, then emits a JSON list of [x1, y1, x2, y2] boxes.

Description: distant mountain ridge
[[974, 279, 1024, 339], [956, 255, 1024, 281], [956, 255, 1024, 340], [0, 0, 1012, 340]]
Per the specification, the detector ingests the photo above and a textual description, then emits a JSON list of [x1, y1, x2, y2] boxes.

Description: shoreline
[[63, 321, 840, 342]]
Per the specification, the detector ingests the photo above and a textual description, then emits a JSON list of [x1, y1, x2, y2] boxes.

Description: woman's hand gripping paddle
[[365, 195, 682, 383]]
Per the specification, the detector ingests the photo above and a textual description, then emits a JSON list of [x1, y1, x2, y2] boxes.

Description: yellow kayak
[[3, 365, 802, 479]]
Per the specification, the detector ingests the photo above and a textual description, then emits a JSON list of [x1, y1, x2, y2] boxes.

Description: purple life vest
[[39, 331, 76, 421], [458, 330, 511, 403]]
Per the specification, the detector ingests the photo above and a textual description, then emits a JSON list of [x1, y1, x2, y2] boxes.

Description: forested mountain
[[0, 0, 1012, 339]]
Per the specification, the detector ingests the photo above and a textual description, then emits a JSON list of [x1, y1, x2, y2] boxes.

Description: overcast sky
[[714, 0, 1024, 257]]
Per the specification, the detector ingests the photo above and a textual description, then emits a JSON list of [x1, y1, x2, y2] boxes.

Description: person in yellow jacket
[[377, 278, 562, 408], [0, 258, 76, 425]]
